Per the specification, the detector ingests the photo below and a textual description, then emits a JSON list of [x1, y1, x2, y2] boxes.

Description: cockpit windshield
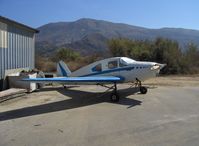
[[119, 57, 135, 66]]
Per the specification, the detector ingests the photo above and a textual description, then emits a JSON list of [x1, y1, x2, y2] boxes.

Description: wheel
[[110, 92, 119, 102], [140, 86, 147, 94]]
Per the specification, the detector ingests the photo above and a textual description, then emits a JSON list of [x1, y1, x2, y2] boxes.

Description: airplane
[[23, 57, 166, 102]]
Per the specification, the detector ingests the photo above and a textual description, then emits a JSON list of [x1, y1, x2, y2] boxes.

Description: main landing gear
[[110, 83, 119, 102], [98, 78, 147, 102], [135, 78, 147, 94], [98, 83, 119, 102]]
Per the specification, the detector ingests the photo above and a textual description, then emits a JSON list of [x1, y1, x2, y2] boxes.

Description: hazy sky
[[0, 0, 198, 29]]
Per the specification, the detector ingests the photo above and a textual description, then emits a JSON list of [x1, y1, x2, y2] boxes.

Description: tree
[[108, 39, 127, 57], [108, 37, 199, 74], [183, 43, 199, 73], [153, 38, 182, 74], [55, 48, 80, 62]]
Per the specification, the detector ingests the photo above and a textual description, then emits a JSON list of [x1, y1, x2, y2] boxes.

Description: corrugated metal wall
[[0, 21, 35, 79]]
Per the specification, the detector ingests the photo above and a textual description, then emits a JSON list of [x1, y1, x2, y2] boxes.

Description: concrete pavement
[[0, 84, 199, 146]]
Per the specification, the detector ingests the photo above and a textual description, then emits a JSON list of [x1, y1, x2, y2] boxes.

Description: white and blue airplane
[[23, 57, 166, 102]]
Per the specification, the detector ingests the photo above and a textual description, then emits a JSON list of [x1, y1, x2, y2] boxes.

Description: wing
[[22, 76, 124, 83]]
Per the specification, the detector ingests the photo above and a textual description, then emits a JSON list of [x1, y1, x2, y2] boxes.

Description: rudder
[[57, 60, 71, 77]]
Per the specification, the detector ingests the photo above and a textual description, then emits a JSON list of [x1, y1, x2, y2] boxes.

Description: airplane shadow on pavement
[[0, 86, 144, 121]]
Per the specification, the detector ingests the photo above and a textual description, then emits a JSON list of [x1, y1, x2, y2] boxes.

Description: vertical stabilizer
[[57, 61, 71, 77]]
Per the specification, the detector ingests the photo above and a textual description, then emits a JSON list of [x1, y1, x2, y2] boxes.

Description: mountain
[[36, 18, 199, 56]]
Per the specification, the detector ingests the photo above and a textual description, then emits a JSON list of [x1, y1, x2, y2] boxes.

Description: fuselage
[[69, 57, 165, 83]]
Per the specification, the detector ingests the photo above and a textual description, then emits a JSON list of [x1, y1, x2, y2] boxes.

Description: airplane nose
[[150, 63, 166, 70]]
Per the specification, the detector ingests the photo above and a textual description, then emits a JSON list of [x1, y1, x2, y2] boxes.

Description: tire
[[110, 93, 119, 102], [140, 86, 147, 94]]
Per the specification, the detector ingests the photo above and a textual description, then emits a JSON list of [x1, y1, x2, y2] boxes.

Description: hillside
[[36, 18, 199, 56]]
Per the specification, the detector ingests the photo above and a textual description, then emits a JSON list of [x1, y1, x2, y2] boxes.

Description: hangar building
[[0, 16, 39, 90]]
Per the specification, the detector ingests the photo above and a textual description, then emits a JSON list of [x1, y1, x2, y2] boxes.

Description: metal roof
[[0, 15, 39, 33]]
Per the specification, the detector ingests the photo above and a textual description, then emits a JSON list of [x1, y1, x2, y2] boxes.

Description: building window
[[108, 60, 118, 69], [92, 64, 102, 72]]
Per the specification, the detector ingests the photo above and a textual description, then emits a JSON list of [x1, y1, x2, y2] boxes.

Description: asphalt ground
[[0, 77, 199, 146]]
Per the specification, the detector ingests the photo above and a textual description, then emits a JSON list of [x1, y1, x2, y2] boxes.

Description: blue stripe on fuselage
[[81, 66, 135, 77]]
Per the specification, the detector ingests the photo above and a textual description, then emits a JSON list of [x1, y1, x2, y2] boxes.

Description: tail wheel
[[110, 93, 119, 102], [140, 86, 147, 94]]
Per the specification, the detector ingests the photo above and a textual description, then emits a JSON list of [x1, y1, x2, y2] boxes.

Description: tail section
[[57, 61, 71, 77]]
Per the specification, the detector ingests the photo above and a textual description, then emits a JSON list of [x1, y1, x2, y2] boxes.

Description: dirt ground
[[144, 74, 199, 86]]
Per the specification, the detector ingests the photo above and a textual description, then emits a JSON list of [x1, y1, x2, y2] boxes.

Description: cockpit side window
[[108, 60, 118, 69], [119, 60, 127, 67], [92, 63, 102, 72]]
